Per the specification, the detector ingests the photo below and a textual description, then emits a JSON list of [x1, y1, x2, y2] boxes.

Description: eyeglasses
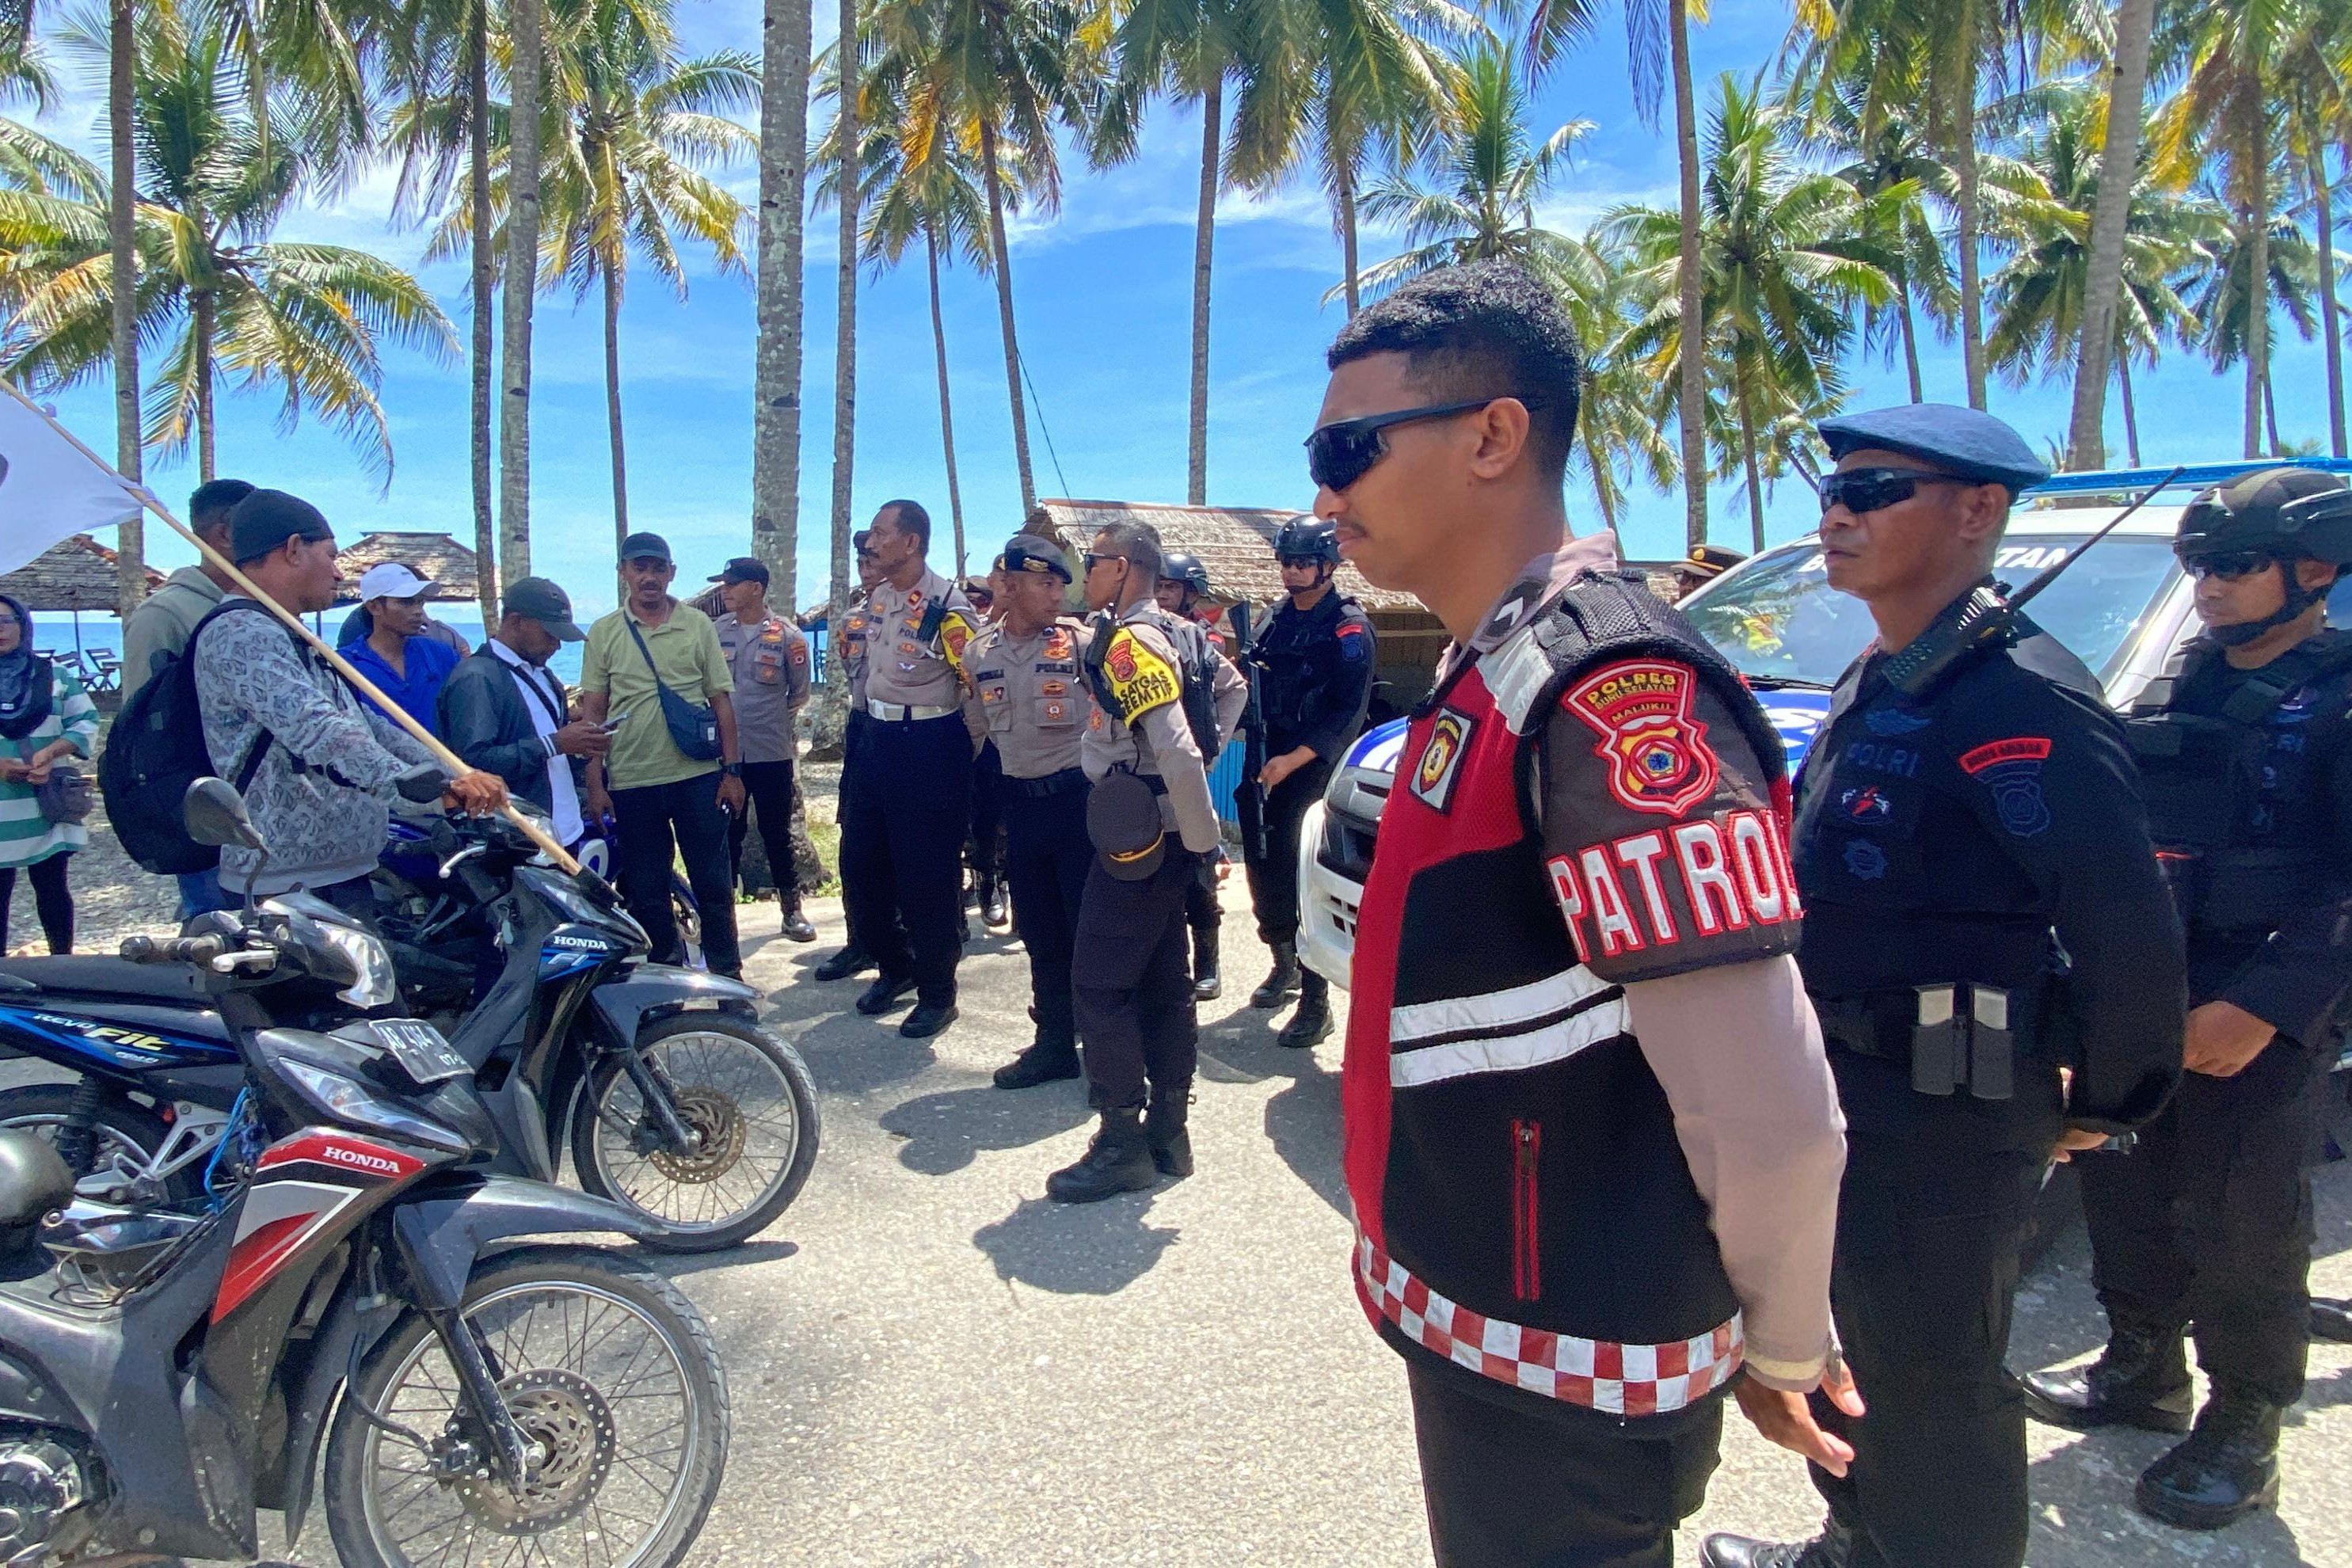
[[1083, 552, 1128, 573], [1304, 398, 1539, 493], [2180, 550, 2276, 582], [1278, 555, 1326, 571], [1817, 467, 1972, 516]]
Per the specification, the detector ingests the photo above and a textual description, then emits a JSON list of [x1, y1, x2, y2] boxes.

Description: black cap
[[1003, 535, 1072, 583], [709, 556, 769, 587], [502, 577, 584, 641], [618, 531, 672, 565], [229, 489, 334, 565], [1087, 771, 1166, 881], [1815, 403, 2052, 493], [1676, 543, 1746, 580], [1274, 516, 1342, 565]]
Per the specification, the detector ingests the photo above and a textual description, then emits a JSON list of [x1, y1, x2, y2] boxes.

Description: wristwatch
[[721, 762, 742, 777]]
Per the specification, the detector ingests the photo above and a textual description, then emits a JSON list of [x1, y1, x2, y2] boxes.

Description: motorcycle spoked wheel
[[324, 1246, 729, 1568], [0, 1084, 205, 1204], [569, 1013, 819, 1252]]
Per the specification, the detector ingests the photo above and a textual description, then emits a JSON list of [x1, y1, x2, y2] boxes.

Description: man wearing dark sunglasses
[[2022, 467, 2352, 1533], [1707, 405, 2185, 1568], [1316, 261, 1852, 1568]]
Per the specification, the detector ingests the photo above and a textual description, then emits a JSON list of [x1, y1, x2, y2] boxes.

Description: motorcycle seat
[[0, 957, 213, 1007], [0, 1132, 72, 1246]]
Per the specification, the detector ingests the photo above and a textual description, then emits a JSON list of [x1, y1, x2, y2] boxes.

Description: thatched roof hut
[[1024, 498, 1420, 612], [333, 532, 481, 603], [0, 533, 162, 609]]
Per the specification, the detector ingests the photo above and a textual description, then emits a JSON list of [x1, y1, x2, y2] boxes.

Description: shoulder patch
[[1957, 735, 2053, 837], [1562, 659, 1720, 817], [1407, 710, 1474, 813], [1104, 627, 1181, 724], [1337, 621, 1369, 661], [938, 611, 974, 669]]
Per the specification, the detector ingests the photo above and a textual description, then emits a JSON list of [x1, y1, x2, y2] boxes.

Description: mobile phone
[[599, 710, 632, 733]]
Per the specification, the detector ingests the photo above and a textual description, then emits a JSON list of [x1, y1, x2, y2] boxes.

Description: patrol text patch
[[1408, 710, 1474, 813], [1563, 660, 1721, 817]]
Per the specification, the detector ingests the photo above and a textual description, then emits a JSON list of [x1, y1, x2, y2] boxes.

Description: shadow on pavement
[[881, 1083, 1090, 1175], [972, 1193, 1181, 1295], [2024, 1429, 2315, 1565], [786, 1008, 938, 1098], [654, 1237, 801, 1277]]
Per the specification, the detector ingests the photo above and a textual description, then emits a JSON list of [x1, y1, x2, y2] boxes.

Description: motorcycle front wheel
[[570, 1013, 820, 1252], [323, 1246, 729, 1568]]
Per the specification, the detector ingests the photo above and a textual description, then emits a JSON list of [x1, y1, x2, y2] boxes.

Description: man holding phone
[[439, 577, 605, 849]]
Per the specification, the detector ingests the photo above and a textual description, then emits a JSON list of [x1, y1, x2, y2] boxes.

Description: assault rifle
[[1231, 600, 1270, 865]]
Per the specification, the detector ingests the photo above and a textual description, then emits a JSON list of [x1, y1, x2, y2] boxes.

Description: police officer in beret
[[1158, 549, 1247, 999], [2022, 468, 2352, 1530], [1247, 516, 1376, 1047], [967, 538, 1097, 1090], [1704, 404, 2186, 1568], [1049, 521, 1224, 1202]]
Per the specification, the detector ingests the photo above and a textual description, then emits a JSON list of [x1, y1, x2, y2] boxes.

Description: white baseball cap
[[358, 562, 436, 602]]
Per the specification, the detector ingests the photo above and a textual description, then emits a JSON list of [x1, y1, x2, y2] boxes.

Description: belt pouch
[[1969, 986, 2015, 1101], [1912, 984, 1959, 1096]]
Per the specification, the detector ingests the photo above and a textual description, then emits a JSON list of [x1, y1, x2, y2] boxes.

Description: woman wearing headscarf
[[0, 596, 97, 953]]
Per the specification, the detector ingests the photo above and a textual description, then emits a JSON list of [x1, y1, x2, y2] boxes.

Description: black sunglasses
[[1305, 398, 1539, 492], [2179, 550, 2277, 582], [1817, 466, 1977, 516], [1083, 552, 1128, 572]]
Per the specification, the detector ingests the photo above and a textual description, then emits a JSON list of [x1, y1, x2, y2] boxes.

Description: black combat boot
[[2136, 1391, 2283, 1530], [1145, 1087, 1193, 1178], [982, 873, 1010, 930], [1279, 971, 1333, 1049], [994, 1040, 1081, 1090], [2023, 1323, 2193, 1433], [1191, 925, 1222, 1003], [2312, 1297, 2352, 1343], [814, 945, 873, 982], [779, 892, 817, 944], [1699, 1520, 1852, 1568], [1251, 942, 1300, 1009], [1045, 1109, 1159, 1204], [854, 974, 917, 1015]]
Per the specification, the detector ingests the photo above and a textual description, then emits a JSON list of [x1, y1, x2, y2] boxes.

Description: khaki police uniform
[[714, 611, 812, 903]]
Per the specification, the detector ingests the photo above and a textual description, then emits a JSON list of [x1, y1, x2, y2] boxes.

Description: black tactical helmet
[[1162, 550, 1212, 597], [1273, 516, 1342, 565], [2175, 467, 2352, 566]]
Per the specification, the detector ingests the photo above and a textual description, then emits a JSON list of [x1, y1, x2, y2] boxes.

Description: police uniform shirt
[[1792, 607, 2185, 1131], [1256, 588, 1376, 759], [714, 611, 812, 765], [1079, 603, 1221, 854], [966, 617, 1092, 778], [863, 569, 977, 711], [839, 592, 875, 707]]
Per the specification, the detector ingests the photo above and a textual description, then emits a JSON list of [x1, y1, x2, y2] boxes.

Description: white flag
[[0, 383, 147, 577]]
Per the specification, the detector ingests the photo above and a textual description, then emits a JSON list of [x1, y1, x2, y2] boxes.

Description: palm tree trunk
[[194, 289, 215, 482], [1669, 0, 1707, 549], [108, 0, 143, 611], [468, 9, 498, 629], [2264, 363, 2280, 455], [603, 262, 630, 550], [1188, 74, 1221, 508], [1954, 51, 1988, 412], [2118, 352, 2141, 466], [979, 116, 1037, 517], [2064, 0, 2155, 469], [828, 0, 858, 630], [2245, 209, 2268, 459], [752, 0, 813, 609], [1338, 162, 1361, 318], [2314, 143, 2346, 459], [1737, 369, 1766, 554], [1898, 285, 1924, 403], [927, 228, 967, 579], [1591, 468, 1617, 531], [500, 0, 546, 585]]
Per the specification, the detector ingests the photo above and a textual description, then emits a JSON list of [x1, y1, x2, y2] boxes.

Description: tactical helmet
[[1273, 516, 1342, 566], [2175, 467, 2352, 566], [1162, 550, 1212, 598]]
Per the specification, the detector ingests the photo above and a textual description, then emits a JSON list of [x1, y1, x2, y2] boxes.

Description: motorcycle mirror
[[183, 778, 265, 851]]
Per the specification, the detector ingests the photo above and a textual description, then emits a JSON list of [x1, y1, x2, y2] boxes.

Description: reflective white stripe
[[1390, 995, 1630, 1087], [1390, 966, 1616, 1046]]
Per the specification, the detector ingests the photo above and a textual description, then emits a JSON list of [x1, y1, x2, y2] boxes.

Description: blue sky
[[18, 0, 2341, 618]]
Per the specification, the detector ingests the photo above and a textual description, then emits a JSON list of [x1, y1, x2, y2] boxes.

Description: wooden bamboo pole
[[4, 380, 582, 874]]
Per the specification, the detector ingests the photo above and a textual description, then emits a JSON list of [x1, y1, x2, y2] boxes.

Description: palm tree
[[750, 0, 813, 602], [109, 0, 139, 607], [2063, 0, 2157, 468], [2181, 189, 2321, 456], [827, 0, 857, 637], [1615, 74, 1893, 550], [1536, 227, 1676, 530], [2281, 9, 2350, 457], [4, 11, 456, 482], [500, 0, 547, 584]]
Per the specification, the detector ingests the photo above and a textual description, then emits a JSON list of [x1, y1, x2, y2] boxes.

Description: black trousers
[[1185, 853, 1219, 937], [727, 757, 799, 897], [1406, 1359, 1722, 1568], [0, 855, 71, 954], [840, 714, 970, 1007], [610, 773, 743, 977], [2080, 1033, 2331, 1406], [968, 741, 1003, 883], [1071, 847, 1196, 1110], [1001, 781, 1093, 1052], [1243, 759, 1330, 947], [1808, 1049, 2062, 1568]]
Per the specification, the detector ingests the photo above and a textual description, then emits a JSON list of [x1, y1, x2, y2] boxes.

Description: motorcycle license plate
[[371, 1019, 471, 1084]]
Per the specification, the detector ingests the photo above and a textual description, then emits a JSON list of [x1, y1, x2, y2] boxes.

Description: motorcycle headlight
[[277, 1058, 467, 1151], [278, 908, 400, 1008]]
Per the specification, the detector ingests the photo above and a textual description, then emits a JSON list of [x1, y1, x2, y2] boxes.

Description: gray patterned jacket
[[193, 597, 440, 896]]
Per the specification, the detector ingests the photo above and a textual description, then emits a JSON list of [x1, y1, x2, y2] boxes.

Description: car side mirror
[[183, 778, 265, 851]]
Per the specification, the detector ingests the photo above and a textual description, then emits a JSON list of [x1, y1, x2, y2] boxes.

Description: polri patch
[[1958, 736, 2053, 837], [1103, 629, 1181, 723], [1563, 660, 1720, 817], [1408, 710, 1474, 813], [1338, 622, 1369, 662]]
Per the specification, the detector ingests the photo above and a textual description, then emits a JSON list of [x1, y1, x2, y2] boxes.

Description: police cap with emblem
[[1816, 402, 2052, 494], [1087, 771, 1166, 881], [1675, 543, 1745, 582], [1003, 535, 1072, 583]]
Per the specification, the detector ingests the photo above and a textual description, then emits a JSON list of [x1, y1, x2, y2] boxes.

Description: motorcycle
[[0, 782, 729, 1566], [0, 790, 820, 1251]]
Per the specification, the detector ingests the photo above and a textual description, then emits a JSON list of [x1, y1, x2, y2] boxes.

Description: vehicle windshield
[[1678, 533, 2183, 691]]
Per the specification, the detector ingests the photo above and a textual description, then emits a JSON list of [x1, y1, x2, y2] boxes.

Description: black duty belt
[[1003, 767, 1088, 799], [1810, 983, 2023, 1100]]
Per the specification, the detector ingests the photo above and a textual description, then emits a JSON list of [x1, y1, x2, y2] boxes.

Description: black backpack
[[99, 600, 280, 875]]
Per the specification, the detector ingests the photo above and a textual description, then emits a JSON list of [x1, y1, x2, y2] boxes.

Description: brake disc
[[450, 1368, 616, 1535], [645, 1087, 747, 1184]]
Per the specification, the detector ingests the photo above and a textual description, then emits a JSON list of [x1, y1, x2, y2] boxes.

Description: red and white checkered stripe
[[1357, 1233, 1741, 1415]]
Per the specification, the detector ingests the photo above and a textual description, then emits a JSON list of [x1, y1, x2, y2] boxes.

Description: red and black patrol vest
[[1342, 575, 1791, 1418]]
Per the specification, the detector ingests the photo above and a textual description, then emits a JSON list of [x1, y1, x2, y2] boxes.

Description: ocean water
[[38, 607, 588, 687]]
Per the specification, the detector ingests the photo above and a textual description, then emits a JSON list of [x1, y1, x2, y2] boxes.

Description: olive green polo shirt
[[580, 601, 735, 789]]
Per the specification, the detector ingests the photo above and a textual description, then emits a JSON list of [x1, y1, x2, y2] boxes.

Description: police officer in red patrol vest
[[1313, 260, 1853, 1567]]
